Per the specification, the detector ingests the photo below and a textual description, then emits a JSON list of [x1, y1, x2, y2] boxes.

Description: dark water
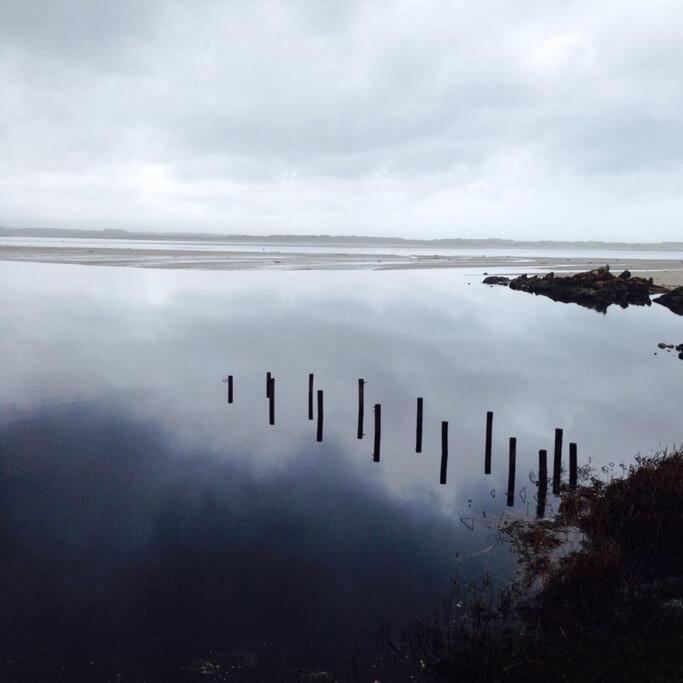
[[0, 261, 681, 680]]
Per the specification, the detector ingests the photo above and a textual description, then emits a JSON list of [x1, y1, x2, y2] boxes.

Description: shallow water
[[0, 261, 681, 678]]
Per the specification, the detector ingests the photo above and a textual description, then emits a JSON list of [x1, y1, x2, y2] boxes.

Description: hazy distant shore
[[3, 226, 683, 252], [3, 243, 683, 287]]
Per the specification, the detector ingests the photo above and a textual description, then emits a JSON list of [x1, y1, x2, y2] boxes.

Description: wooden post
[[357, 379, 365, 439], [373, 404, 381, 462], [484, 411, 493, 474], [308, 373, 314, 420], [266, 371, 272, 398], [440, 421, 448, 484], [316, 390, 323, 442], [506, 437, 516, 506], [315, 389, 323, 441], [538, 449, 548, 491], [553, 428, 563, 494], [537, 448, 548, 518], [415, 398, 423, 453], [569, 442, 578, 489], [268, 376, 275, 425], [227, 375, 233, 404]]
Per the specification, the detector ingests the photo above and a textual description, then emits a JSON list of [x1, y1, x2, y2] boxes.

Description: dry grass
[[410, 448, 683, 681]]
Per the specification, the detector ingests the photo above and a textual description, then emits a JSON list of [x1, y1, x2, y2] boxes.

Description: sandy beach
[[2, 243, 683, 287]]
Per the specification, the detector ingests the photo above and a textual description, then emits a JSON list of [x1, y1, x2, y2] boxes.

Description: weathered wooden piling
[[553, 428, 563, 494], [506, 437, 516, 506], [268, 376, 275, 425], [227, 375, 233, 404], [373, 404, 381, 462], [308, 373, 314, 420], [569, 442, 578, 489], [316, 389, 323, 442], [440, 421, 448, 484], [357, 379, 365, 439], [484, 411, 493, 474], [266, 371, 272, 398], [538, 449, 548, 490], [415, 397, 423, 453], [537, 450, 548, 517]]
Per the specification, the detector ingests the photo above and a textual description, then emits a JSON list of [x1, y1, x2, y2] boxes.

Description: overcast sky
[[1, 1, 682, 240]]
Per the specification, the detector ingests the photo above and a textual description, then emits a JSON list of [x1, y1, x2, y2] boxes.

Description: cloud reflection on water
[[0, 400, 505, 675]]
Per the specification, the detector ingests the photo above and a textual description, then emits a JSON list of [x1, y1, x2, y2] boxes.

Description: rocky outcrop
[[483, 265, 671, 314], [656, 342, 683, 359], [483, 275, 510, 285], [654, 287, 683, 316]]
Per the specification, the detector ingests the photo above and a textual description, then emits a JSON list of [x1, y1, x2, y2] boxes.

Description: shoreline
[[2, 243, 683, 287]]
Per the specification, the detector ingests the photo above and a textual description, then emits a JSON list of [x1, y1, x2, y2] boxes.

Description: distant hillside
[[2, 226, 683, 251]]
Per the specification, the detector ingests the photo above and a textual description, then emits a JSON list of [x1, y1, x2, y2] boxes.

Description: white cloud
[[530, 32, 595, 67], [1, 0, 682, 239]]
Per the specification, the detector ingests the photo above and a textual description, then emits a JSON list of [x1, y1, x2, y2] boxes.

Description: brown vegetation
[[411, 449, 683, 681]]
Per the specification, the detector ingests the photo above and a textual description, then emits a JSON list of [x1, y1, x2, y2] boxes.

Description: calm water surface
[[0, 261, 681, 679]]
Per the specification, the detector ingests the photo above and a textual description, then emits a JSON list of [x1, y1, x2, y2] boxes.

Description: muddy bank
[[2, 244, 683, 286]]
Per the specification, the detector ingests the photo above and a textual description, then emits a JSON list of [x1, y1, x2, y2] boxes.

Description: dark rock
[[483, 275, 510, 285], [502, 265, 671, 314], [657, 343, 667, 349], [654, 287, 683, 316]]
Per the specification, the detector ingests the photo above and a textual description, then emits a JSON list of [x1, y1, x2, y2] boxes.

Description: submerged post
[[316, 389, 324, 442], [416, 398, 423, 453], [308, 373, 314, 420], [268, 376, 275, 425], [506, 437, 516, 506], [373, 404, 381, 462], [266, 371, 272, 398], [537, 449, 548, 518], [440, 421, 448, 484], [553, 428, 563, 494], [357, 379, 365, 439], [484, 411, 493, 474], [227, 375, 233, 404], [569, 442, 578, 489]]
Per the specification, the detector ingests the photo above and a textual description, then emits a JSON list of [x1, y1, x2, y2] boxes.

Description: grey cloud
[[1, 0, 682, 238]]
